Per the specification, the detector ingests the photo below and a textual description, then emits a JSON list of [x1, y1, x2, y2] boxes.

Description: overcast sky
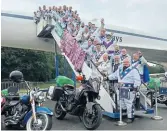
[[2, 0, 167, 38]]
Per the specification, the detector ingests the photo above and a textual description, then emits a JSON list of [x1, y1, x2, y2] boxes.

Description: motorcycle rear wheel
[[82, 104, 102, 130]]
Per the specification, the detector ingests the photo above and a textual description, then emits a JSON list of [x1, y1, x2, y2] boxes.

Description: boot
[[125, 118, 134, 123]]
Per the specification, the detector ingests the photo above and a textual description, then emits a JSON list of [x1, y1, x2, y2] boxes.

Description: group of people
[[34, 5, 150, 124]]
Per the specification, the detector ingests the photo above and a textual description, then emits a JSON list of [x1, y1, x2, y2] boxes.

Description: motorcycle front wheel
[[26, 113, 52, 130], [82, 104, 102, 130], [54, 102, 66, 120], [146, 92, 155, 106]]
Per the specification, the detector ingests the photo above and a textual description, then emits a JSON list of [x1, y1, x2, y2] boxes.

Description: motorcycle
[[146, 90, 167, 106], [47, 74, 102, 130], [1, 80, 53, 130], [146, 77, 167, 106]]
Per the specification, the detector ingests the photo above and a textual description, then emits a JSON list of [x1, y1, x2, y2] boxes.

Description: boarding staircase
[[36, 18, 154, 118]]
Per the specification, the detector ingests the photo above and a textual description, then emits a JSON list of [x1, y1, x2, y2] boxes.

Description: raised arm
[[140, 56, 148, 65]]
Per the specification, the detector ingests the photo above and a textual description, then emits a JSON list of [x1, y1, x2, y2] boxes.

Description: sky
[[1, 0, 167, 38]]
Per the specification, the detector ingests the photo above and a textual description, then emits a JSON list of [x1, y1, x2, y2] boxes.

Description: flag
[[143, 65, 150, 83], [55, 22, 64, 38]]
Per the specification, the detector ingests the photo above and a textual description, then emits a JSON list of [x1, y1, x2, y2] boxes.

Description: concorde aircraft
[[1, 12, 167, 70]]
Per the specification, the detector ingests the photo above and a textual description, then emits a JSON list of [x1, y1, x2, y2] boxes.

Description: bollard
[[151, 82, 163, 120], [115, 86, 127, 126]]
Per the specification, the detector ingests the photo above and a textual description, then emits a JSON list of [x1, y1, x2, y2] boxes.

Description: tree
[[1, 47, 73, 82], [1, 47, 55, 81]]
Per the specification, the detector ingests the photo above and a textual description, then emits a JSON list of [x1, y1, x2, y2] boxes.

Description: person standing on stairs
[[104, 58, 141, 123]]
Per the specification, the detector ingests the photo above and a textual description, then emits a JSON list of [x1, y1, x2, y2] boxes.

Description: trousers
[[116, 89, 135, 118]]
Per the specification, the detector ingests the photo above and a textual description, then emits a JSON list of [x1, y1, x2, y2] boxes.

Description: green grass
[[19, 83, 55, 93], [35, 83, 55, 89]]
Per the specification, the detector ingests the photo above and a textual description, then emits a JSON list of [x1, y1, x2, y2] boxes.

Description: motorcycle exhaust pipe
[[5, 119, 17, 125]]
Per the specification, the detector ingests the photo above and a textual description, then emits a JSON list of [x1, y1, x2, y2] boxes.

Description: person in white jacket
[[132, 52, 148, 82], [97, 53, 112, 93], [75, 22, 85, 42], [120, 49, 131, 63], [106, 58, 141, 123], [98, 53, 112, 76]]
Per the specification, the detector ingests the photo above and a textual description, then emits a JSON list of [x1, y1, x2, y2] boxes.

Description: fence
[[1, 81, 44, 90]]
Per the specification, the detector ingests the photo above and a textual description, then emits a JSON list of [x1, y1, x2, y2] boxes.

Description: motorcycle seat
[[6, 95, 20, 101]]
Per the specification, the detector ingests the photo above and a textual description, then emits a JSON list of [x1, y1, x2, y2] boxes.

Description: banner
[[60, 30, 86, 70], [54, 22, 64, 38]]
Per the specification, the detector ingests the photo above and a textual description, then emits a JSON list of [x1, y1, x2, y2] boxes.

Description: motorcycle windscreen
[[8, 86, 19, 95], [88, 77, 101, 93]]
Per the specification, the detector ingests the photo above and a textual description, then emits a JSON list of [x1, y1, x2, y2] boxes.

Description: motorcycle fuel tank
[[20, 95, 30, 105]]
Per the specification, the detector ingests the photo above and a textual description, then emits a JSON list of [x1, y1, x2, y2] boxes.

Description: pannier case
[[47, 76, 75, 101]]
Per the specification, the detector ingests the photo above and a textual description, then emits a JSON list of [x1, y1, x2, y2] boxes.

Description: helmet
[[9, 70, 23, 83], [165, 72, 167, 78]]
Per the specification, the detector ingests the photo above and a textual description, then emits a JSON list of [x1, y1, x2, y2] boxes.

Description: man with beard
[[120, 48, 131, 63], [105, 58, 141, 123]]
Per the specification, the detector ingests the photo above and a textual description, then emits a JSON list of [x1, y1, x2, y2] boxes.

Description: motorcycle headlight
[[35, 91, 45, 103]]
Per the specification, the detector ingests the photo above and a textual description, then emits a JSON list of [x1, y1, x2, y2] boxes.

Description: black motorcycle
[[47, 74, 102, 130]]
